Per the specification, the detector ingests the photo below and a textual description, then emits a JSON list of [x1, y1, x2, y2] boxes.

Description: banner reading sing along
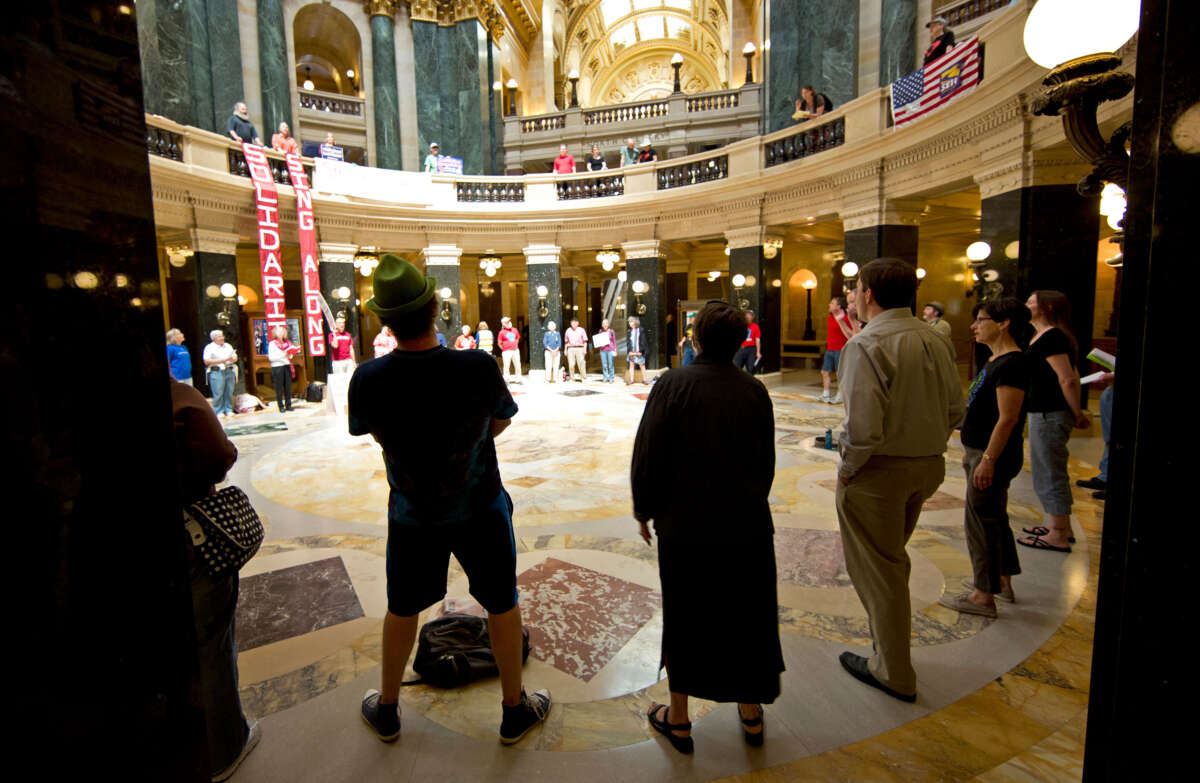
[[242, 143, 287, 329], [284, 153, 325, 357]]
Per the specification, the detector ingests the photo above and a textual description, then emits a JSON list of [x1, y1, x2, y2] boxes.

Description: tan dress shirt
[[929, 318, 952, 340], [837, 308, 964, 479]]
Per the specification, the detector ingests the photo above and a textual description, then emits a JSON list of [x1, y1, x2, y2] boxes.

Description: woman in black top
[[940, 298, 1029, 619], [1018, 290, 1089, 553], [585, 143, 607, 171]]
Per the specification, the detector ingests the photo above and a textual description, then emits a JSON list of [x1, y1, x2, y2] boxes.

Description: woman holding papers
[[594, 319, 617, 383], [1018, 291, 1089, 554]]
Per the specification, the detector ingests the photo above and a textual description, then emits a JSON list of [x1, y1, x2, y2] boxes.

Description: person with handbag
[[268, 325, 300, 412], [171, 378, 261, 781]]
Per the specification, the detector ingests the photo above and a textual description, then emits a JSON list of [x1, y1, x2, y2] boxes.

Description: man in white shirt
[[202, 329, 239, 418], [564, 318, 588, 382], [835, 258, 964, 703]]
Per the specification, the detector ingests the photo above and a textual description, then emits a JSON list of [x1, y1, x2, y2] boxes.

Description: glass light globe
[[841, 261, 859, 277], [536, 285, 548, 297], [1023, 0, 1141, 69], [485, 266, 496, 277], [802, 278, 817, 290], [1005, 241, 1020, 259], [671, 53, 684, 65], [74, 271, 99, 289], [723, 246, 730, 256], [219, 283, 237, 298], [335, 286, 351, 299], [1107, 212, 1124, 230], [238, 295, 248, 306], [742, 41, 757, 55], [731, 273, 746, 287], [480, 259, 488, 269], [602, 260, 614, 271], [439, 287, 452, 299], [205, 285, 221, 298], [916, 268, 927, 280], [966, 241, 992, 261], [303, 79, 315, 91], [361, 265, 372, 277], [632, 280, 647, 294]]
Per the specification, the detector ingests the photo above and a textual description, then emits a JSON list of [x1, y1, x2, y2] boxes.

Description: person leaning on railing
[[620, 138, 639, 167], [793, 85, 834, 122], [226, 101, 261, 146], [924, 16, 956, 65]]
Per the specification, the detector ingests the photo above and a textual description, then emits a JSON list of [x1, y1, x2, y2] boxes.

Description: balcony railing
[[298, 89, 364, 117], [521, 114, 566, 133], [227, 147, 314, 184], [556, 174, 625, 200], [687, 90, 739, 113], [147, 125, 183, 162], [584, 99, 670, 126], [657, 154, 728, 190], [937, 0, 1013, 28], [457, 181, 526, 202], [764, 117, 846, 168]]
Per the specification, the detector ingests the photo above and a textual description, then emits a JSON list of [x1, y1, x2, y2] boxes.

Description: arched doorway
[[292, 3, 366, 163]]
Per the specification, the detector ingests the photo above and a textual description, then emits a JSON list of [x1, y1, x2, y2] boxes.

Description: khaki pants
[[835, 454, 945, 696], [544, 350, 561, 382], [566, 346, 587, 380], [502, 349, 521, 381]]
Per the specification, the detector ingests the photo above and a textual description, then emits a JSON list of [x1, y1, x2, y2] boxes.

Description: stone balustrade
[[939, 0, 1014, 29], [226, 146, 314, 185], [147, 125, 183, 162], [298, 89, 364, 117]]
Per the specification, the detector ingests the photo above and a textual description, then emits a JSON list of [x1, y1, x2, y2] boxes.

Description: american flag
[[891, 36, 981, 128]]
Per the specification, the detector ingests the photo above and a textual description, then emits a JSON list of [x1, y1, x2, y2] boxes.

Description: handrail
[[937, 0, 1013, 28], [298, 88, 364, 117], [584, 99, 670, 126]]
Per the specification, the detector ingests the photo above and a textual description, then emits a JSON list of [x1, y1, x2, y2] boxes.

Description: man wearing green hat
[[348, 254, 551, 746]]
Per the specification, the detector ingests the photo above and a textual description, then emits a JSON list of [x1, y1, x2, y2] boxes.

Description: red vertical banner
[[242, 143, 287, 329], [284, 153, 325, 357]]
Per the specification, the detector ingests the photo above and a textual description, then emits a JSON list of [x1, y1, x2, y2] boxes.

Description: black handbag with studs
[[183, 486, 264, 577]]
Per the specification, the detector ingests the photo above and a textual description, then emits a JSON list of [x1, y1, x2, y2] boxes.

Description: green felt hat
[[365, 254, 435, 317]]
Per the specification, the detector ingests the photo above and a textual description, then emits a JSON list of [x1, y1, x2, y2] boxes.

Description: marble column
[[368, 3, 402, 170], [206, 0, 245, 131], [880, 0, 918, 87], [191, 229, 244, 394], [422, 245, 463, 340], [980, 184, 1101, 370], [412, 19, 489, 174], [486, 37, 500, 175], [727, 228, 783, 374], [318, 243, 359, 381], [4, 10, 205, 774], [257, 0, 293, 136], [622, 241, 667, 371], [524, 245, 563, 374], [767, 0, 860, 132], [137, 0, 198, 127]]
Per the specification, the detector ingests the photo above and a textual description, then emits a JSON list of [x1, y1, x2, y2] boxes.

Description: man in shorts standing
[[349, 254, 551, 745], [819, 296, 856, 403]]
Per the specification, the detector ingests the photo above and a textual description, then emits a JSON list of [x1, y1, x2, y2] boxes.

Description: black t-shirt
[[348, 346, 517, 525], [226, 114, 257, 143], [1025, 328, 1075, 412], [586, 155, 606, 171], [961, 351, 1030, 469]]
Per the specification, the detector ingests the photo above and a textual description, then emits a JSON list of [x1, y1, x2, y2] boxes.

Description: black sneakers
[[1076, 475, 1107, 490], [361, 689, 401, 742], [499, 689, 553, 745]]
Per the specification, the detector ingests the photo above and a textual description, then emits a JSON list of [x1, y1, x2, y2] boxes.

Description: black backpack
[[404, 614, 531, 689]]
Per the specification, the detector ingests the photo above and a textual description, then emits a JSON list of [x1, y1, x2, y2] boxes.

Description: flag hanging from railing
[[890, 36, 981, 128]]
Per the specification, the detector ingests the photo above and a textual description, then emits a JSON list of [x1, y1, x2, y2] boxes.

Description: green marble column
[[880, 0, 918, 87], [257, 0, 292, 135], [767, 0, 860, 132], [412, 19, 489, 174], [369, 10, 402, 170], [207, 0, 245, 128]]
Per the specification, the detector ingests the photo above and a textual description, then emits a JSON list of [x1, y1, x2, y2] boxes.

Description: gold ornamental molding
[[408, 0, 498, 28], [363, 0, 403, 19]]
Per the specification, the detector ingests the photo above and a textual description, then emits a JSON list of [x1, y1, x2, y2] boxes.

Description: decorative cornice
[[363, 0, 403, 20], [621, 239, 662, 259], [409, 0, 492, 27], [422, 244, 464, 264], [189, 228, 240, 255], [523, 244, 562, 264], [724, 226, 764, 250], [883, 97, 1027, 174]]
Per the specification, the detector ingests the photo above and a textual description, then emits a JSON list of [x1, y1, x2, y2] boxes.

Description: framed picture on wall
[[251, 317, 303, 357]]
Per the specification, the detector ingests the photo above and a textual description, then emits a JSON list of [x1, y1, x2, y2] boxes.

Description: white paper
[[592, 332, 610, 349], [1081, 371, 1107, 385]]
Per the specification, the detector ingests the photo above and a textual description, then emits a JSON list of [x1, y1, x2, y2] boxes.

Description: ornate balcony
[[227, 147, 314, 185], [504, 84, 762, 172], [146, 125, 183, 162], [556, 174, 625, 200], [298, 89, 364, 117]]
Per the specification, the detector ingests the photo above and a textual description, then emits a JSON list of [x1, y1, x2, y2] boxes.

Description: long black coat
[[631, 354, 783, 703]]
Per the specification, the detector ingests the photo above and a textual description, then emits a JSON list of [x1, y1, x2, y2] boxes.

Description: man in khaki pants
[[835, 258, 963, 702]]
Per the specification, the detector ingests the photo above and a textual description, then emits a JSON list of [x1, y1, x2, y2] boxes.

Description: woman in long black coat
[[631, 300, 784, 754]]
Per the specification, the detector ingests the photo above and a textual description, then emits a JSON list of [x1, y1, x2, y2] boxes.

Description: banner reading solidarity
[[242, 143, 287, 329], [284, 153, 326, 357]]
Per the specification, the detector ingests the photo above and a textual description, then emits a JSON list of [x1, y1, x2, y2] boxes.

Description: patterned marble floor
[[221, 369, 1101, 781]]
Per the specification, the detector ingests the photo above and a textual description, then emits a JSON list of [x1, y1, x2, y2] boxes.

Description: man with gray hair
[[620, 138, 639, 167], [203, 329, 238, 418], [226, 101, 262, 146]]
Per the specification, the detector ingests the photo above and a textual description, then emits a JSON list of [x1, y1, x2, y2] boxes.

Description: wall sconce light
[[439, 286, 453, 322], [731, 273, 749, 309], [567, 68, 580, 108], [723, 245, 731, 256], [840, 261, 859, 293], [631, 279, 648, 314], [916, 267, 927, 281], [617, 269, 627, 283], [670, 53, 684, 94], [216, 282, 238, 325], [480, 255, 502, 277], [708, 270, 721, 281], [505, 78, 519, 116], [333, 285, 352, 318], [597, 249, 620, 271], [966, 241, 992, 262], [166, 245, 193, 268], [536, 284, 549, 318], [742, 42, 757, 84], [354, 252, 380, 278], [763, 238, 783, 259]]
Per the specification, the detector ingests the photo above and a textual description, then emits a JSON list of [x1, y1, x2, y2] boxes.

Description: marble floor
[[219, 369, 1102, 782]]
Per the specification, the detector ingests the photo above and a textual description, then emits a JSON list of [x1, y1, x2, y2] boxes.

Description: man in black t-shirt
[[225, 101, 261, 146], [924, 17, 956, 65], [349, 254, 551, 746]]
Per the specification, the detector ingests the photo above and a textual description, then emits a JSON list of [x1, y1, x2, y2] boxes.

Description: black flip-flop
[[1021, 525, 1076, 544], [647, 703, 693, 754], [738, 704, 764, 747], [1018, 535, 1071, 553]]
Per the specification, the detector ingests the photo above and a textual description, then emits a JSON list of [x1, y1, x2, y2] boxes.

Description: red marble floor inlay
[[774, 528, 853, 587], [518, 557, 660, 682]]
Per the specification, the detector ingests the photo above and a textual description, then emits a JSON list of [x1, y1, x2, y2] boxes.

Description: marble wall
[[880, 0, 918, 86], [527, 263, 563, 371], [767, 0, 860, 132], [370, 13, 401, 170], [729, 247, 782, 373], [195, 252, 245, 393], [625, 257, 667, 369], [257, 0, 293, 134], [412, 20, 489, 175], [844, 225, 919, 269]]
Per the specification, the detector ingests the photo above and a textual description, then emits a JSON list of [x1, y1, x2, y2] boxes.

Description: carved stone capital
[[523, 244, 562, 265], [723, 226, 764, 250], [189, 228, 240, 256], [620, 239, 662, 259], [319, 242, 359, 264], [363, 0, 403, 20], [422, 244, 463, 266]]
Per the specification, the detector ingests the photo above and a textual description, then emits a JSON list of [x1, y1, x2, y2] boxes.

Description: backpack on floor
[[304, 382, 324, 403], [404, 614, 531, 689]]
